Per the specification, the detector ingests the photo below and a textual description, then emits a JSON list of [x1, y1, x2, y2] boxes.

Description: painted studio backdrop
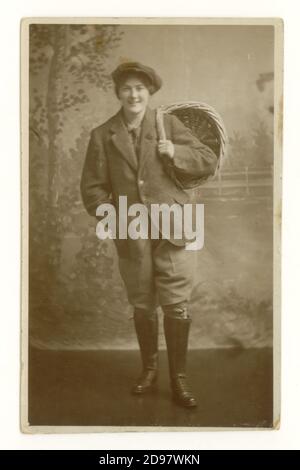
[[29, 24, 274, 350]]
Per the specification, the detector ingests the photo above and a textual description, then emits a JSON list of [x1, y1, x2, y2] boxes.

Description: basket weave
[[156, 101, 227, 186]]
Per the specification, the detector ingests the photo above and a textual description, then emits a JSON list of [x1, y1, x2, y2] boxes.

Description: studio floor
[[28, 347, 273, 429]]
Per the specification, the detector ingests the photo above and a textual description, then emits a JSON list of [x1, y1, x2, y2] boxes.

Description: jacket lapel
[[138, 108, 157, 173], [109, 108, 158, 173], [109, 110, 138, 171]]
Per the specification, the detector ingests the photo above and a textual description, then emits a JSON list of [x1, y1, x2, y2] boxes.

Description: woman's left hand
[[158, 139, 175, 159]]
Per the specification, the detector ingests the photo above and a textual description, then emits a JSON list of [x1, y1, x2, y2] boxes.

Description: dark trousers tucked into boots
[[132, 307, 158, 394], [163, 303, 197, 408]]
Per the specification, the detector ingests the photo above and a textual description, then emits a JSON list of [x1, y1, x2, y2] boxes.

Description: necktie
[[129, 128, 140, 156]]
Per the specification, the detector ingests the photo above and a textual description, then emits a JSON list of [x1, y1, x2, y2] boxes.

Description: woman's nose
[[130, 88, 138, 98]]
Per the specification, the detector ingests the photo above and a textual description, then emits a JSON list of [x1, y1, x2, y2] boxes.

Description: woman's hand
[[158, 139, 175, 159]]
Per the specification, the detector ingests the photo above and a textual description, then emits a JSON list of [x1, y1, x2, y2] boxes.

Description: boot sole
[[131, 383, 158, 395], [172, 395, 198, 408]]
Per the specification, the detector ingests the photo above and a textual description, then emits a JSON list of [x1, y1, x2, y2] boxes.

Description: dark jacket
[[80, 107, 217, 257]]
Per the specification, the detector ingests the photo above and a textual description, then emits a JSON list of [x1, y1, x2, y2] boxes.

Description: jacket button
[[139, 179, 144, 186]]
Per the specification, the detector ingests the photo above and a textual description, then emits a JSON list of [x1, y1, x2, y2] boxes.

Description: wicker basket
[[156, 101, 227, 187]]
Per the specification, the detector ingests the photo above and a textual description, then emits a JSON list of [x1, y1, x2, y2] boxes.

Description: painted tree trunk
[[45, 28, 66, 279]]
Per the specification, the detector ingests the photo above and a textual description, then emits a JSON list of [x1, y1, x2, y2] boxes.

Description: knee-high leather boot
[[163, 310, 197, 408], [131, 308, 158, 394]]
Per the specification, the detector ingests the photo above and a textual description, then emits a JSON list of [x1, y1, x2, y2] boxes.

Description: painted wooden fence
[[203, 166, 273, 196]]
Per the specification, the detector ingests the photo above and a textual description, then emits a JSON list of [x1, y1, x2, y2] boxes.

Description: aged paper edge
[[20, 16, 283, 434]]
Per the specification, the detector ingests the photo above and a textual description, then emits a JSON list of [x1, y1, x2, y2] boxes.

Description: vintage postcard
[[21, 17, 283, 432]]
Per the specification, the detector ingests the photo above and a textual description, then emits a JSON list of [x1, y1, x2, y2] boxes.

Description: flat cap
[[111, 62, 162, 94]]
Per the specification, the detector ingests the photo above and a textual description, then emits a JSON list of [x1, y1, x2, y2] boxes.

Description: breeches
[[118, 239, 197, 310]]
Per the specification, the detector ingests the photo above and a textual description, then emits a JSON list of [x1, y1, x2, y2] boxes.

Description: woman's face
[[118, 76, 150, 116]]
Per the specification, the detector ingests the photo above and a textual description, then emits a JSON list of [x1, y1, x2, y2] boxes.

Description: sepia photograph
[[21, 18, 282, 431]]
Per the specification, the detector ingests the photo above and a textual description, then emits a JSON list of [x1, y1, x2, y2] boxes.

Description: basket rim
[[157, 101, 227, 167]]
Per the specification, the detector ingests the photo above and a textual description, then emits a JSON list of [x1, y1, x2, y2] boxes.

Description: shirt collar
[[121, 109, 146, 132]]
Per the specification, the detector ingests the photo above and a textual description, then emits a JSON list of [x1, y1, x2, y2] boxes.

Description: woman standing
[[80, 62, 218, 408]]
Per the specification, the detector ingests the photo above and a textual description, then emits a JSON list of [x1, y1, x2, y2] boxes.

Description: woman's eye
[[120, 85, 146, 93]]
